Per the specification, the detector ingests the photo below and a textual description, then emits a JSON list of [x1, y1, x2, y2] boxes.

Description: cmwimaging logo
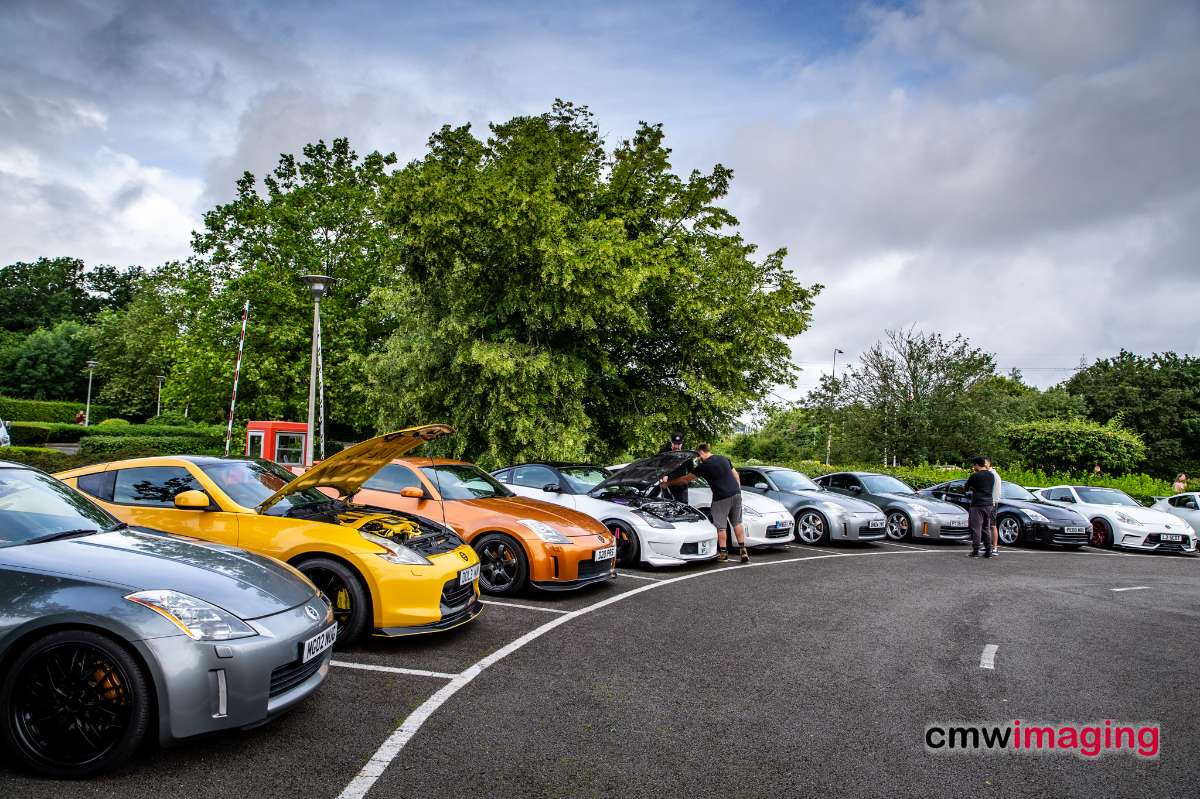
[[925, 720, 1160, 759]]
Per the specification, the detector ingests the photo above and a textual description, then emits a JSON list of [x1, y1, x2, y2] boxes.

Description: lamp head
[[301, 274, 335, 301], [86, 360, 99, 370]]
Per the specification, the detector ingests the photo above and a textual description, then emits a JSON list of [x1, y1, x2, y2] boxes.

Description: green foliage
[[6, 423, 51, 446], [0, 258, 145, 333], [0, 396, 111, 424], [79, 434, 224, 457], [727, 406, 823, 463], [369, 101, 819, 466], [92, 272, 176, 419], [24, 422, 223, 444], [147, 411, 193, 426], [1000, 418, 1146, 475], [0, 321, 98, 401], [0, 447, 92, 473], [97, 418, 130, 426]]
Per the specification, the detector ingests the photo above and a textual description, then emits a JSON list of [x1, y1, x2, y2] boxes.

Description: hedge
[[0, 396, 114, 424], [78, 434, 224, 457], [28, 422, 225, 444], [7, 422, 51, 447], [0, 446, 98, 473]]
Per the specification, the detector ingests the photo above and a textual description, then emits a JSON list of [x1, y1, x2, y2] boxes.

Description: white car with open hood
[[1037, 485, 1197, 553]]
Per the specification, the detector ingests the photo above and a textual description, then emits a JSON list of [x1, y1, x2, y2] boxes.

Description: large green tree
[[368, 102, 819, 466], [92, 271, 179, 417], [0, 321, 95, 401], [0, 257, 145, 332]]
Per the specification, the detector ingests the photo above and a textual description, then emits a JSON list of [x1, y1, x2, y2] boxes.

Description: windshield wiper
[[105, 522, 128, 532], [22, 528, 103, 545]]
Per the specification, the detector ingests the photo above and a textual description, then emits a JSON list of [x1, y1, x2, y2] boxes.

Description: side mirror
[[399, 486, 425, 499], [754, 482, 769, 491], [542, 483, 561, 493], [849, 485, 863, 494], [173, 490, 211, 510], [1185, 500, 1198, 510]]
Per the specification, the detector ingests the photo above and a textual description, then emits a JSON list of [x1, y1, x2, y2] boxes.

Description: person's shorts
[[710, 493, 743, 532]]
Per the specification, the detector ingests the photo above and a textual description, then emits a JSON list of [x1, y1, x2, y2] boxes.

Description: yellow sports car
[[56, 425, 482, 646]]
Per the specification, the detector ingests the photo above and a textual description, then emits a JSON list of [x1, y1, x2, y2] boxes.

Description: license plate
[[594, 545, 616, 561], [869, 519, 885, 529], [458, 563, 480, 585], [1065, 526, 1084, 534], [697, 540, 713, 555], [1161, 533, 1183, 542], [302, 624, 338, 663], [771, 521, 792, 530]]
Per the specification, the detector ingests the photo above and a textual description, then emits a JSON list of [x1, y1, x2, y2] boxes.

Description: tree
[[0, 321, 95, 401], [0, 258, 146, 333], [93, 273, 178, 418], [368, 101, 819, 466], [166, 139, 400, 429], [1000, 418, 1146, 475]]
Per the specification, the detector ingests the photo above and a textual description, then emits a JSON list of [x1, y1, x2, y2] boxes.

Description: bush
[[97, 418, 131, 426], [0, 396, 113, 424], [6, 422, 51, 447], [1001, 419, 1146, 475], [0, 446, 95, 473], [28, 422, 225, 444], [79, 434, 224, 457], [147, 411, 193, 427]]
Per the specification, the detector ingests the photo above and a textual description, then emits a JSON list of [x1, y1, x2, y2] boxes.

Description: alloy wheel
[[885, 511, 910, 541], [796, 511, 827, 545], [479, 539, 520, 592], [305, 568, 355, 631], [998, 516, 1021, 546]]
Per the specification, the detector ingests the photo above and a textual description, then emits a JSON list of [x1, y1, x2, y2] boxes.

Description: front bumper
[[1027, 520, 1092, 546], [529, 537, 619, 590], [366, 544, 484, 633], [639, 520, 719, 567], [831, 512, 888, 541], [741, 512, 794, 547], [1113, 524, 1198, 553], [915, 514, 971, 540], [138, 599, 334, 744]]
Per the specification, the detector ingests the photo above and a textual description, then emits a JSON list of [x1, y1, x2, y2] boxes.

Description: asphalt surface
[[3, 540, 1198, 799]]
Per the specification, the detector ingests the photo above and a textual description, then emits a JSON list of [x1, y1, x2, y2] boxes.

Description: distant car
[[813, 471, 969, 541], [0, 460, 334, 778], [1037, 485, 1197, 553], [735, 466, 887, 546], [919, 479, 1091, 548], [1151, 493, 1200, 535], [497, 453, 718, 567], [0, 418, 10, 447]]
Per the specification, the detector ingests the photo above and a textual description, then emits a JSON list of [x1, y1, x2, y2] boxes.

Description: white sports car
[[495, 453, 718, 568], [1151, 493, 1200, 540], [1037, 485, 1197, 554]]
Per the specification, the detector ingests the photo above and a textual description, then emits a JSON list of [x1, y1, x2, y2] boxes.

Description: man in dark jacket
[[657, 431, 690, 504], [965, 456, 999, 558]]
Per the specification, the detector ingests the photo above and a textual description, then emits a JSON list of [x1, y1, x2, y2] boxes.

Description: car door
[[509, 465, 575, 509], [821, 473, 851, 497], [106, 465, 241, 546], [1167, 494, 1200, 530], [936, 480, 969, 509]]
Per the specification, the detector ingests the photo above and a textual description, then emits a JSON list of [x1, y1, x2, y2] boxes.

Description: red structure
[[245, 421, 308, 465]]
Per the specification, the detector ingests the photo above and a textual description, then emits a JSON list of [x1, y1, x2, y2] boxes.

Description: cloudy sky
[[3, 0, 1197, 396]]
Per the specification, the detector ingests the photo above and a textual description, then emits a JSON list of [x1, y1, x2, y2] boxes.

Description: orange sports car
[[350, 458, 617, 596]]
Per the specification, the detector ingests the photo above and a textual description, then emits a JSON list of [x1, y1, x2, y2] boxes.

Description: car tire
[[607, 521, 640, 567], [885, 510, 912, 541], [997, 514, 1023, 546], [1, 629, 152, 779], [794, 510, 831, 545], [1090, 518, 1114, 548], [295, 557, 370, 645], [473, 533, 529, 596]]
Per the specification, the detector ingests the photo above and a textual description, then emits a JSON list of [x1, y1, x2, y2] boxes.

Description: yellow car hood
[[258, 424, 452, 513]]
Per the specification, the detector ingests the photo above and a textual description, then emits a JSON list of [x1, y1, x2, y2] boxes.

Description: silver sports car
[[0, 460, 336, 778]]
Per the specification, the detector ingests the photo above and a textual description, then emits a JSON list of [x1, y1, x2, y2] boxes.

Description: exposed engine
[[284, 498, 464, 555]]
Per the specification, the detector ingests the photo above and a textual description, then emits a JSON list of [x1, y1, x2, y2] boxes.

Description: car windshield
[[1075, 487, 1141, 507], [202, 459, 331, 513], [771, 470, 820, 491], [559, 466, 610, 492], [1001, 482, 1036, 501], [0, 467, 116, 546], [421, 464, 514, 500], [861, 475, 914, 494]]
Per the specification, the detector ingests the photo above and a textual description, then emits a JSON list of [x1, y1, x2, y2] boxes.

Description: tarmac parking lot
[[3, 540, 1198, 799]]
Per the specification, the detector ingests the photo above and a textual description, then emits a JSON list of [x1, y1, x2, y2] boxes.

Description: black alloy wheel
[[296, 557, 369, 645], [1, 630, 151, 778], [474, 533, 529, 596], [607, 521, 640, 567]]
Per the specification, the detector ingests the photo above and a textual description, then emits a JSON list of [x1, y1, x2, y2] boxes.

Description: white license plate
[[772, 520, 792, 529], [1161, 533, 1183, 542], [697, 540, 713, 555], [459, 563, 480, 585], [594, 545, 616, 561], [302, 624, 338, 663], [869, 519, 886, 529], [1065, 526, 1085, 534]]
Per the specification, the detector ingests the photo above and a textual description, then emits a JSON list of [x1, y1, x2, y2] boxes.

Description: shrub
[[1001, 419, 1146, 475], [79, 434, 224, 457], [0, 396, 114, 424], [97, 418, 131, 426], [6, 422, 51, 447], [0, 446, 94, 473], [147, 411, 193, 427]]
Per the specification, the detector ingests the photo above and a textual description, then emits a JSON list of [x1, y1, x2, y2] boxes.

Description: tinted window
[[1044, 487, 1073, 502], [827, 474, 860, 491], [738, 469, 766, 486], [512, 465, 558, 489], [492, 469, 512, 483], [768, 470, 820, 492], [421, 465, 514, 500], [943, 480, 967, 495], [201, 459, 329, 514], [0, 468, 116, 546], [114, 466, 203, 507], [363, 464, 424, 493], [1001, 482, 1036, 501], [861, 475, 913, 494], [1076, 487, 1140, 507], [77, 470, 116, 502]]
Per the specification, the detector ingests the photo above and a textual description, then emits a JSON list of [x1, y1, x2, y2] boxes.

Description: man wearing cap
[[657, 431, 690, 504]]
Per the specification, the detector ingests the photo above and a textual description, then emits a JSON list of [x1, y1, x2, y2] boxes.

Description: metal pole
[[224, 301, 250, 456], [316, 307, 326, 460], [156, 375, 165, 417], [84, 363, 96, 426], [306, 296, 320, 467], [825, 348, 842, 466]]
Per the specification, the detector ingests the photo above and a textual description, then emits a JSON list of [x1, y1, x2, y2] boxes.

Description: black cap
[[670, 431, 684, 444]]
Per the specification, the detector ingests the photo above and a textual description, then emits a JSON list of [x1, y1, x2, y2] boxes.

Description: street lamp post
[[825, 348, 844, 466], [156, 374, 166, 417], [84, 360, 99, 426], [300, 274, 334, 466]]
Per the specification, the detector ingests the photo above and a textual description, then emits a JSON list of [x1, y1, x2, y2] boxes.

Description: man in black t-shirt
[[964, 456, 998, 558], [662, 443, 749, 563]]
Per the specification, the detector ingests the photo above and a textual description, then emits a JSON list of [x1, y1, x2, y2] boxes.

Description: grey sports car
[[735, 466, 888, 545], [0, 460, 336, 778], [814, 471, 970, 541]]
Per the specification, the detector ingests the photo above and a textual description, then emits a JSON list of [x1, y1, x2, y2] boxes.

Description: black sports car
[[918, 479, 1092, 547]]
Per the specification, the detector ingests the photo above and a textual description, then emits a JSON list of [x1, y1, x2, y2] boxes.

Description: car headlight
[[1115, 512, 1143, 526], [907, 504, 931, 517], [742, 505, 762, 517], [518, 519, 572, 544], [635, 511, 675, 529], [126, 590, 256, 641], [362, 530, 432, 565], [1021, 509, 1050, 523]]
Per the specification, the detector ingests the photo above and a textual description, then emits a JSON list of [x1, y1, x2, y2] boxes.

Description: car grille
[[1051, 527, 1090, 544], [857, 522, 886, 538], [269, 657, 324, 698], [441, 578, 474, 609], [1145, 533, 1191, 552], [940, 516, 968, 529], [765, 525, 792, 539], [407, 531, 462, 556], [577, 558, 614, 579]]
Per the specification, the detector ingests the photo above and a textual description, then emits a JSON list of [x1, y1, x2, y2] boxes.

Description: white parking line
[[980, 644, 998, 669], [1110, 586, 1150, 592], [331, 660, 457, 679], [616, 571, 663, 581], [479, 599, 569, 614], [336, 549, 937, 799], [876, 541, 928, 551]]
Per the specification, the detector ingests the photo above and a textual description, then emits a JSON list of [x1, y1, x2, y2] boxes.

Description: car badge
[[458, 550, 470, 562], [1165, 524, 1171, 529], [304, 605, 320, 621], [598, 535, 608, 543]]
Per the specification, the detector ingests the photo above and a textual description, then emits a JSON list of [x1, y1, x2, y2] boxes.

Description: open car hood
[[593, 450, 697, 492], [258, 424, 452, 513]]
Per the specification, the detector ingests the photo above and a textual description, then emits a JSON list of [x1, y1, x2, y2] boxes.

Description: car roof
[[504, 461, 598, 470]]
